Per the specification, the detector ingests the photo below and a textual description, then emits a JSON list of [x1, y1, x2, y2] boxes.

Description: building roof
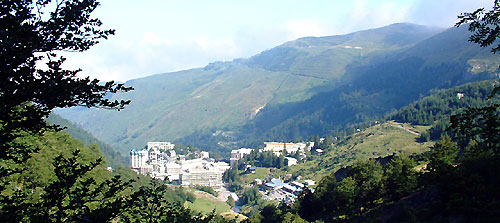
[[291, 181, 304, 188], [265, 178, 285, 188]]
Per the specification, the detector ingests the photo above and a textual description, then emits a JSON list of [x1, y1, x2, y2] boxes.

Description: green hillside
[[55, 23, 498, 156], [271, 121, 433, 182], [234, 25, 498, 147], [245, 23, 444, 80], [46, 113, 127, 168], [57, 62, 326, 154]]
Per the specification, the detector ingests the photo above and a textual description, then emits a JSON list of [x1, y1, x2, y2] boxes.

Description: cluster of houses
[[230, 141, 316, 166], [130, 142, 230, 191], [257, 178, 316, 204], [228, 141, 319, 204], [130, 140, 321, 199]]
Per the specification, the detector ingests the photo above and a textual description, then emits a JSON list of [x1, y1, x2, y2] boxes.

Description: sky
[[60, 0, 494, 82]]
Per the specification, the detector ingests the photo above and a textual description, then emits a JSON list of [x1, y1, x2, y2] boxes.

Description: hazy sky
[[60, 0, 493, 82]]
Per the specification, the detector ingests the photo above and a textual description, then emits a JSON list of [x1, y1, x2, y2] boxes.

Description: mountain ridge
[[55, 23, 498, 156]]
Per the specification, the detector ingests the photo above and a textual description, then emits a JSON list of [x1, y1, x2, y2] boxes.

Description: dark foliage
[[0, 0, 132, 174], [121, 180, 214, 223]]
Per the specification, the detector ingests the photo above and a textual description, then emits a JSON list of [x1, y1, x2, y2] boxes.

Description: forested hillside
[[268, 80, 499, 181], [0, 129, 210, 222], [245, 79, 500, 223], [47, 114, 127, 167], [388, 79, 500, 140]]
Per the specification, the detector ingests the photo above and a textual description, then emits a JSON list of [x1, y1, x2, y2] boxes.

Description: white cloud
[[58, 0, 496, 83], [344, 0, 411, 32], [407, 0, 493, 28], [142, 32, 172, 46], [285, 20, 331, 39]]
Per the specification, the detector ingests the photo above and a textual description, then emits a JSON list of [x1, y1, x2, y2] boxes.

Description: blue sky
[[61, 0, 493, 82]]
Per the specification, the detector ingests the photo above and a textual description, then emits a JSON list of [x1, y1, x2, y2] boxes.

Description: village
[[130, 141, 320, 205]]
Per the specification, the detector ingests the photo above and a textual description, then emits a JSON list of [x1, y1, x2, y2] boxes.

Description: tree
[[457, 0, 500, 96], [0, 0, 134, 221], [427, 135, 458, 174], [33, 150, 132, 222], [277, 153, 285, 169], [385, 156, 418, 200], [226, 195, 235, 207], [121, 179, 213, 223], [349, 159, 385, 206], [457, 0, 500, 53], [0, 0, 132, 176]]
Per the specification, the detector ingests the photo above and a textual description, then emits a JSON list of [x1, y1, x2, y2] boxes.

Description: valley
[[48, 20, 500, 221], [4, 0, 500, 222], [55, 23, 499, 157]]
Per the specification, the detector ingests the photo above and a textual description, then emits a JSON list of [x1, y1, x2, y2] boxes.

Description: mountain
[[55, 23, 498, 156], [244, 23, 444, 80], [229, 25, 499, 146], [268, 79, 500, 182]]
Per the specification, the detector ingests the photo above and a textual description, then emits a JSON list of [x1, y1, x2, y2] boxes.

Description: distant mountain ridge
[[55, 23, 498, 156], [233, 25, 498, 146], [244, 23, 444, 80]]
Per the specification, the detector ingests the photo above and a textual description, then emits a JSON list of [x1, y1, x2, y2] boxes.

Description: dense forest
[[388, 80, 500, 141]]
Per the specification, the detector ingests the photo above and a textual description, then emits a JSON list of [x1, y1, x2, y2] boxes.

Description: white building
[[130, 142, 229, 191], [165, 162, 182, 181], [263, 142, 314, 156], [130, 149, 148, 169], [181, 169, 223, 190], [180, 161, 229, 191], [147, 142, 175, 151], [285, 157, 298, 166], [201, 151, 210, 159], [230, 148, 253, 166]]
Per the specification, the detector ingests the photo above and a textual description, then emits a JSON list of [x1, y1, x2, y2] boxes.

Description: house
[[291, 181, 304, 188], [285, 157, 297, 166], [263, 178, 285, 190], [263, 142, 296, 156], [282, 184, 302, 195], [263, 142, 315, 156], [247, 166, 257, 173], [230, 148, 253, 166], [254, 179, 263, 185], [201, 151, 209, 159], [304, 180, 316, 186]]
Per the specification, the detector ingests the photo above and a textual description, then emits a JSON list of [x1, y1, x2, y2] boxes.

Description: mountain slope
[[47, 113, 127, 167], [57, 62, 327, 154], [56, 23, 497, 156], [272, 121, 433, 182], [235, 25, 499, 146], [244, 23, 444, 80]]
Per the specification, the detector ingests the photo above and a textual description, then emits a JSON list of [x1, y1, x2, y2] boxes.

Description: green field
[[186, 191, 231, 214]]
